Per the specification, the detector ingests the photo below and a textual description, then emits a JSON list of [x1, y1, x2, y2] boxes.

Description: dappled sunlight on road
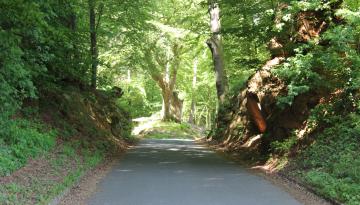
[[89, 139, 302, 205]]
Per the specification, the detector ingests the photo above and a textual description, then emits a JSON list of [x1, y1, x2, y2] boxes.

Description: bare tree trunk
[[188, 58, 198, 124], [147, 44, 183, 122], [161, 87, 172, 120], [89, 0, 98, 89], [206, 1, 230, 140], [207, 1, 228, 104], [153, 74, 183, 122], [160, 85, 183, 122]]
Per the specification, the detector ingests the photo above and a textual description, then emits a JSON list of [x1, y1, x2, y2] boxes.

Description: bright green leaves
[[298, 114, 360, 204], [343, 0, 360, 11], [220, 0, 274, 97], [274, 50, 319, 107], [272, 0, 360, 108], [0, 29, 35, 117], [0, 0, 90, 117], [332, 8, 360, 92], [0, 119, 56, 176], [292, 0, 338, 11]]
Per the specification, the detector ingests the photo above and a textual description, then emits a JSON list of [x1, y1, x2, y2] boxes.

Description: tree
[[92, 0, 218, 125], [89, 0, 104, 89], [188, 58, 198, 124], [144, 36, 185, 121], [207, 0, 228, 104]]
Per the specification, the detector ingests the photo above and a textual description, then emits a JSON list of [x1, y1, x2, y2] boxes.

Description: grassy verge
[[1, 86, 133, 204], [291, 114, 360, 205], [0, 119, 56, 177], [140, 121, 198, 139], [268, 113, 360, 205], [0, 142, 105, 205]]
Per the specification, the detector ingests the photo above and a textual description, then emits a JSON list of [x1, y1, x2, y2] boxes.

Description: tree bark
[[157, 78, 183, 122], [89, 0, 98, 89], [188, 58, 198, 124], [207, 1, 228, 104], [162, 87, 173, 120], [151, 70, 183, 122], [146, 43, 183, 122], [207, 1, 229, 139]]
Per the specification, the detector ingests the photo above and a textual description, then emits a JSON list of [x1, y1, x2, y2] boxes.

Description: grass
[[263, 111, 360, 205], [292, 114, 360, 205], [0, 143, 105, 205], [0, 118, 56, 176], [1, 86, 132, 204], [142, 121, 198, 139]]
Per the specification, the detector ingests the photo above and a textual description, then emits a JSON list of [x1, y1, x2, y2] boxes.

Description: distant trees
[[188, 58, 198, 124], [89, 0, 220, 125]]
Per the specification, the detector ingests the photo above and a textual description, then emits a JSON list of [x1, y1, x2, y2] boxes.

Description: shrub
[[0, 118, 56, 176], [296, 114, 360, 204]]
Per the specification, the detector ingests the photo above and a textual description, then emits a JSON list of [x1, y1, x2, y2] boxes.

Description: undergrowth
[[143, 121, 197, 139], [0, 118, 56, 176], [294, 114, 360, 204], [0, 86, 132, 203], [0, 143, 104, 205]]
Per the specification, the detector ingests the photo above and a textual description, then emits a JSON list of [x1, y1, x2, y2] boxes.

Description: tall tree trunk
[[207, 0, 228, 104], [206, 1, 230, 140], [160, 44, 183, 122], [161, 56, 174, 121], [151, 74, 183, 122], [188, 58, 198, 124], [89, 0, 98, 89], [159, 83, 183, 122], [162, 87, 173, 120], [147, 44, 183, 122], [127, 69, 131, 106]]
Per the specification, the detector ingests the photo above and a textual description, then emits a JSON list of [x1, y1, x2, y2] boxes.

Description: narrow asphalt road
[[88, 139, 302, 205]]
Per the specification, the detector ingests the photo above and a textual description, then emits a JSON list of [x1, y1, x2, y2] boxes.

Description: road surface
[[88, 139, 302, 205]]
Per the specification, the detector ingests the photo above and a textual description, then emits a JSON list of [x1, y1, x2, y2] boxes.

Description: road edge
[[198, 138, 336, 205], [49, 152, 126, 205]]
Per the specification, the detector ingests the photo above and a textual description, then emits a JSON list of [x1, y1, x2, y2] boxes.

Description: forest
[[0, 0, 359, 204]]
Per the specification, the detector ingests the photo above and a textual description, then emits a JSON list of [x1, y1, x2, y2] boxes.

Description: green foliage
[[305, 171, 360, 205], [271, 134, 298, 155], [296, 114, 360, 204], [143, 121, 197, 139], [274, 51, 316, 108], [0, 142, 105, 204], [113, 74, 162, 118], [218, 1, 360, 203], [274, 1, 360, 108], [0, 119, 56, 176], [0, 19, 36, 117], [0, 0, 92, 118], [221, 0, 272, 96]]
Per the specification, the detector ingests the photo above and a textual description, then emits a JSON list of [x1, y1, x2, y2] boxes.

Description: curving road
[[88, 139, 302, 205]]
